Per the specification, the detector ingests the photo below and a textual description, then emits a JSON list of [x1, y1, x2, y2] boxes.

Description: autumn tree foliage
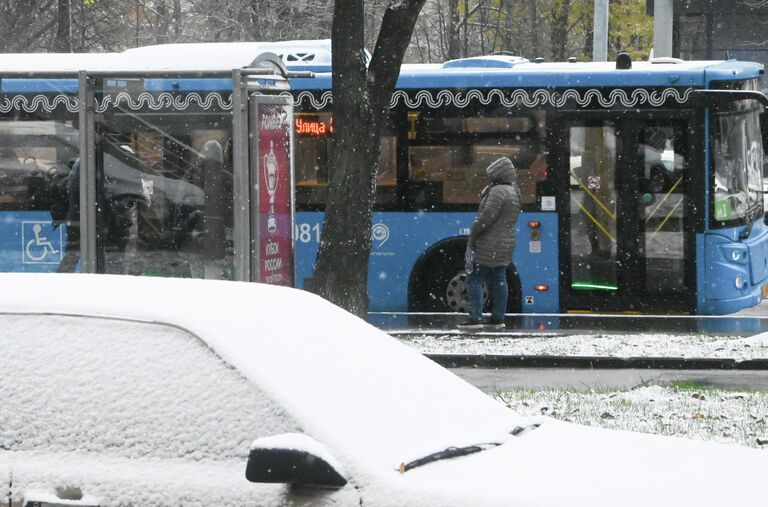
[[409, 0, 653, 64], [6, 0, 656, 63]]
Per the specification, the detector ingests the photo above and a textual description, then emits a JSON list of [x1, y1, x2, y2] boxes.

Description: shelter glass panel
[[92, 79, 234, 279], [0, 88, 80, 272]]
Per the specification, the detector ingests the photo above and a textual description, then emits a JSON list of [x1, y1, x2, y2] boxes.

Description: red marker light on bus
[[535, 284, 549, 292], [528, 221, 541, 229]]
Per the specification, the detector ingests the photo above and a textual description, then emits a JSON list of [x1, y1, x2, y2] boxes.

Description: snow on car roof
[[0, 273, 522, 472]]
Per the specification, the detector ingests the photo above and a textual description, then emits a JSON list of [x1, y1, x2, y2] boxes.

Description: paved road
[[452, 367, 768, 392]]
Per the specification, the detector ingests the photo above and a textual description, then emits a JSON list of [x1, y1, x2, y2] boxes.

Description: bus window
[[294, 111, 397, 210], [295, 112, 332, 208], [712, 103, 763, 224], [377, 135, 397, 207], [407, 110, 548, 210]]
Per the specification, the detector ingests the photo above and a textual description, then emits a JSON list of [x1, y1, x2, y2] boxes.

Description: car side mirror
[[245, 433, 347, 489]]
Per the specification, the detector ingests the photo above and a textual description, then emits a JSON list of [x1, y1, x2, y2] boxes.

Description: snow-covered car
[[1, 274, 766, 507]]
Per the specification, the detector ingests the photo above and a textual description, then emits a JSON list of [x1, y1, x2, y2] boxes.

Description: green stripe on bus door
[[571, 282, 618, 291]]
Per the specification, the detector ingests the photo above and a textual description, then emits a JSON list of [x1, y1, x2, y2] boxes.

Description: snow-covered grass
[[492, 384, 768, 450], [396, 332, 768, 359]]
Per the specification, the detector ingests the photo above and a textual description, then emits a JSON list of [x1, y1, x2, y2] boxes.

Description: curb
[[425, 354, 768, 370]]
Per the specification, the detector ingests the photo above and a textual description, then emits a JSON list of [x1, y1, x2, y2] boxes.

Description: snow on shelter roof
[[0, 273, 521, 473], [122, 40, 335, 72]]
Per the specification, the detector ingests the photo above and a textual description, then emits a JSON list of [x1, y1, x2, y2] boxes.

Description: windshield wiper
[[739, 202, 763, 240], [398, 423, 542, 473], [399, 443, 501, 473]]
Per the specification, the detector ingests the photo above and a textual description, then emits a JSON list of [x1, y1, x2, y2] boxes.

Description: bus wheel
[[444, 270, 487, 313], [408, 242, 466, 312], [409, 241, 521, 313]]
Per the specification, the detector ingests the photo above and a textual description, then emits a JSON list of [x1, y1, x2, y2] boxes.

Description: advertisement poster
[[257, 102, 294, 286]]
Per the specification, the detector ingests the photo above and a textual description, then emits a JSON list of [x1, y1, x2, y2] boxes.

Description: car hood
[[396, 418, 767, 507]]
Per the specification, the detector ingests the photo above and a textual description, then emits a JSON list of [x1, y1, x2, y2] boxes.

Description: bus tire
[[408, 238, 522, 314]]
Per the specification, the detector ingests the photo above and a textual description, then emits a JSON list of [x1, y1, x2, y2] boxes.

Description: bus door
[[556, 116, 696, 313]]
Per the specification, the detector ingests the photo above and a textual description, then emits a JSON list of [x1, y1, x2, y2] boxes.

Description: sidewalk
[[385, 301, 768, 368], [394, 330, 768, 360], [393, 330, 768, 369]]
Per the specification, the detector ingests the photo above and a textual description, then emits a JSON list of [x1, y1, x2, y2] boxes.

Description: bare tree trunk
[[462, 0, 469, 56], [56, 0, 71, 52], [173, 0, 182, 40], [312, 0, 371, 316], [529, 0, 539, 57], [550, 0, 571, 61], [156, 0, 169, 44], [503, 0, 514, 53], [312, 0, 426, 317], [447, 0, 461, 59]]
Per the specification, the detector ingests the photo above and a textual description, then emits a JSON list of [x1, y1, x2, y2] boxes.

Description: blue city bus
[[2, 42, 767, 316], [286, 44, 768, 316]]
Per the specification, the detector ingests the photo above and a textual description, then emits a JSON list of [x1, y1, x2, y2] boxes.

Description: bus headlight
[[731, 251, 742, 261], [735, 276, 745, 289]]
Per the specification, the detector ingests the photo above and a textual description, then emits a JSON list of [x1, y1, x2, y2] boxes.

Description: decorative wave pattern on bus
[[0, 92, 233, 114], [2, 86, 696, 114], [95, 92, 232, 113], [288, 87, 696, 110], [0, 94, 79, 113]]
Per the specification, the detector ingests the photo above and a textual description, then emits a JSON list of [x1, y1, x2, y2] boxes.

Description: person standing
[[459, 156, 521, 330]]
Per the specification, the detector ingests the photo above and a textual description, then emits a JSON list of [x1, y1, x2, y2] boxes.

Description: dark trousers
[[467, 264, 508, 321]]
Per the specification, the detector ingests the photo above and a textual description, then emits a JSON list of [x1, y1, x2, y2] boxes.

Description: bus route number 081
[[295, 223, 321, 244]]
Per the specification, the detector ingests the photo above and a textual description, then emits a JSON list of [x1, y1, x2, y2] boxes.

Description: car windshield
[[712, 104, 764, 223]]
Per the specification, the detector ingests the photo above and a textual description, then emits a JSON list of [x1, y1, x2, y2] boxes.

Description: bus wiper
[[739, 203, 763, 240], [398, 443, 501, 473]]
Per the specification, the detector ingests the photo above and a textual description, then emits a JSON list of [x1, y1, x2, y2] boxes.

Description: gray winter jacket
[[468, 157, 521, 267]]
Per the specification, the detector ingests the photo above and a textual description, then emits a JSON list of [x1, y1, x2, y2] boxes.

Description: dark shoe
[[484, 318, 506, 330], [457, 318, 484, 330]]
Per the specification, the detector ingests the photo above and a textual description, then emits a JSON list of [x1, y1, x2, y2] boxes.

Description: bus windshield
[[712, 105, 764, 223]]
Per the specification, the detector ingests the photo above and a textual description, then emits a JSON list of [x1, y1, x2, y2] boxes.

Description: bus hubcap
[[446, 271, 487, 313]]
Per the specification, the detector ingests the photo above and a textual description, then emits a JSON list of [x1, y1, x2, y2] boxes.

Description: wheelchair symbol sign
[[22, 221, 63, 264]]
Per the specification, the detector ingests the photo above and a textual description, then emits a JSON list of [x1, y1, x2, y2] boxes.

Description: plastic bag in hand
[[464, 247, 475, 274]]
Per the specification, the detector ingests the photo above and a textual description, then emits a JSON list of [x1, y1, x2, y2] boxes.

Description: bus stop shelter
[[0, 45, 294, 285]]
